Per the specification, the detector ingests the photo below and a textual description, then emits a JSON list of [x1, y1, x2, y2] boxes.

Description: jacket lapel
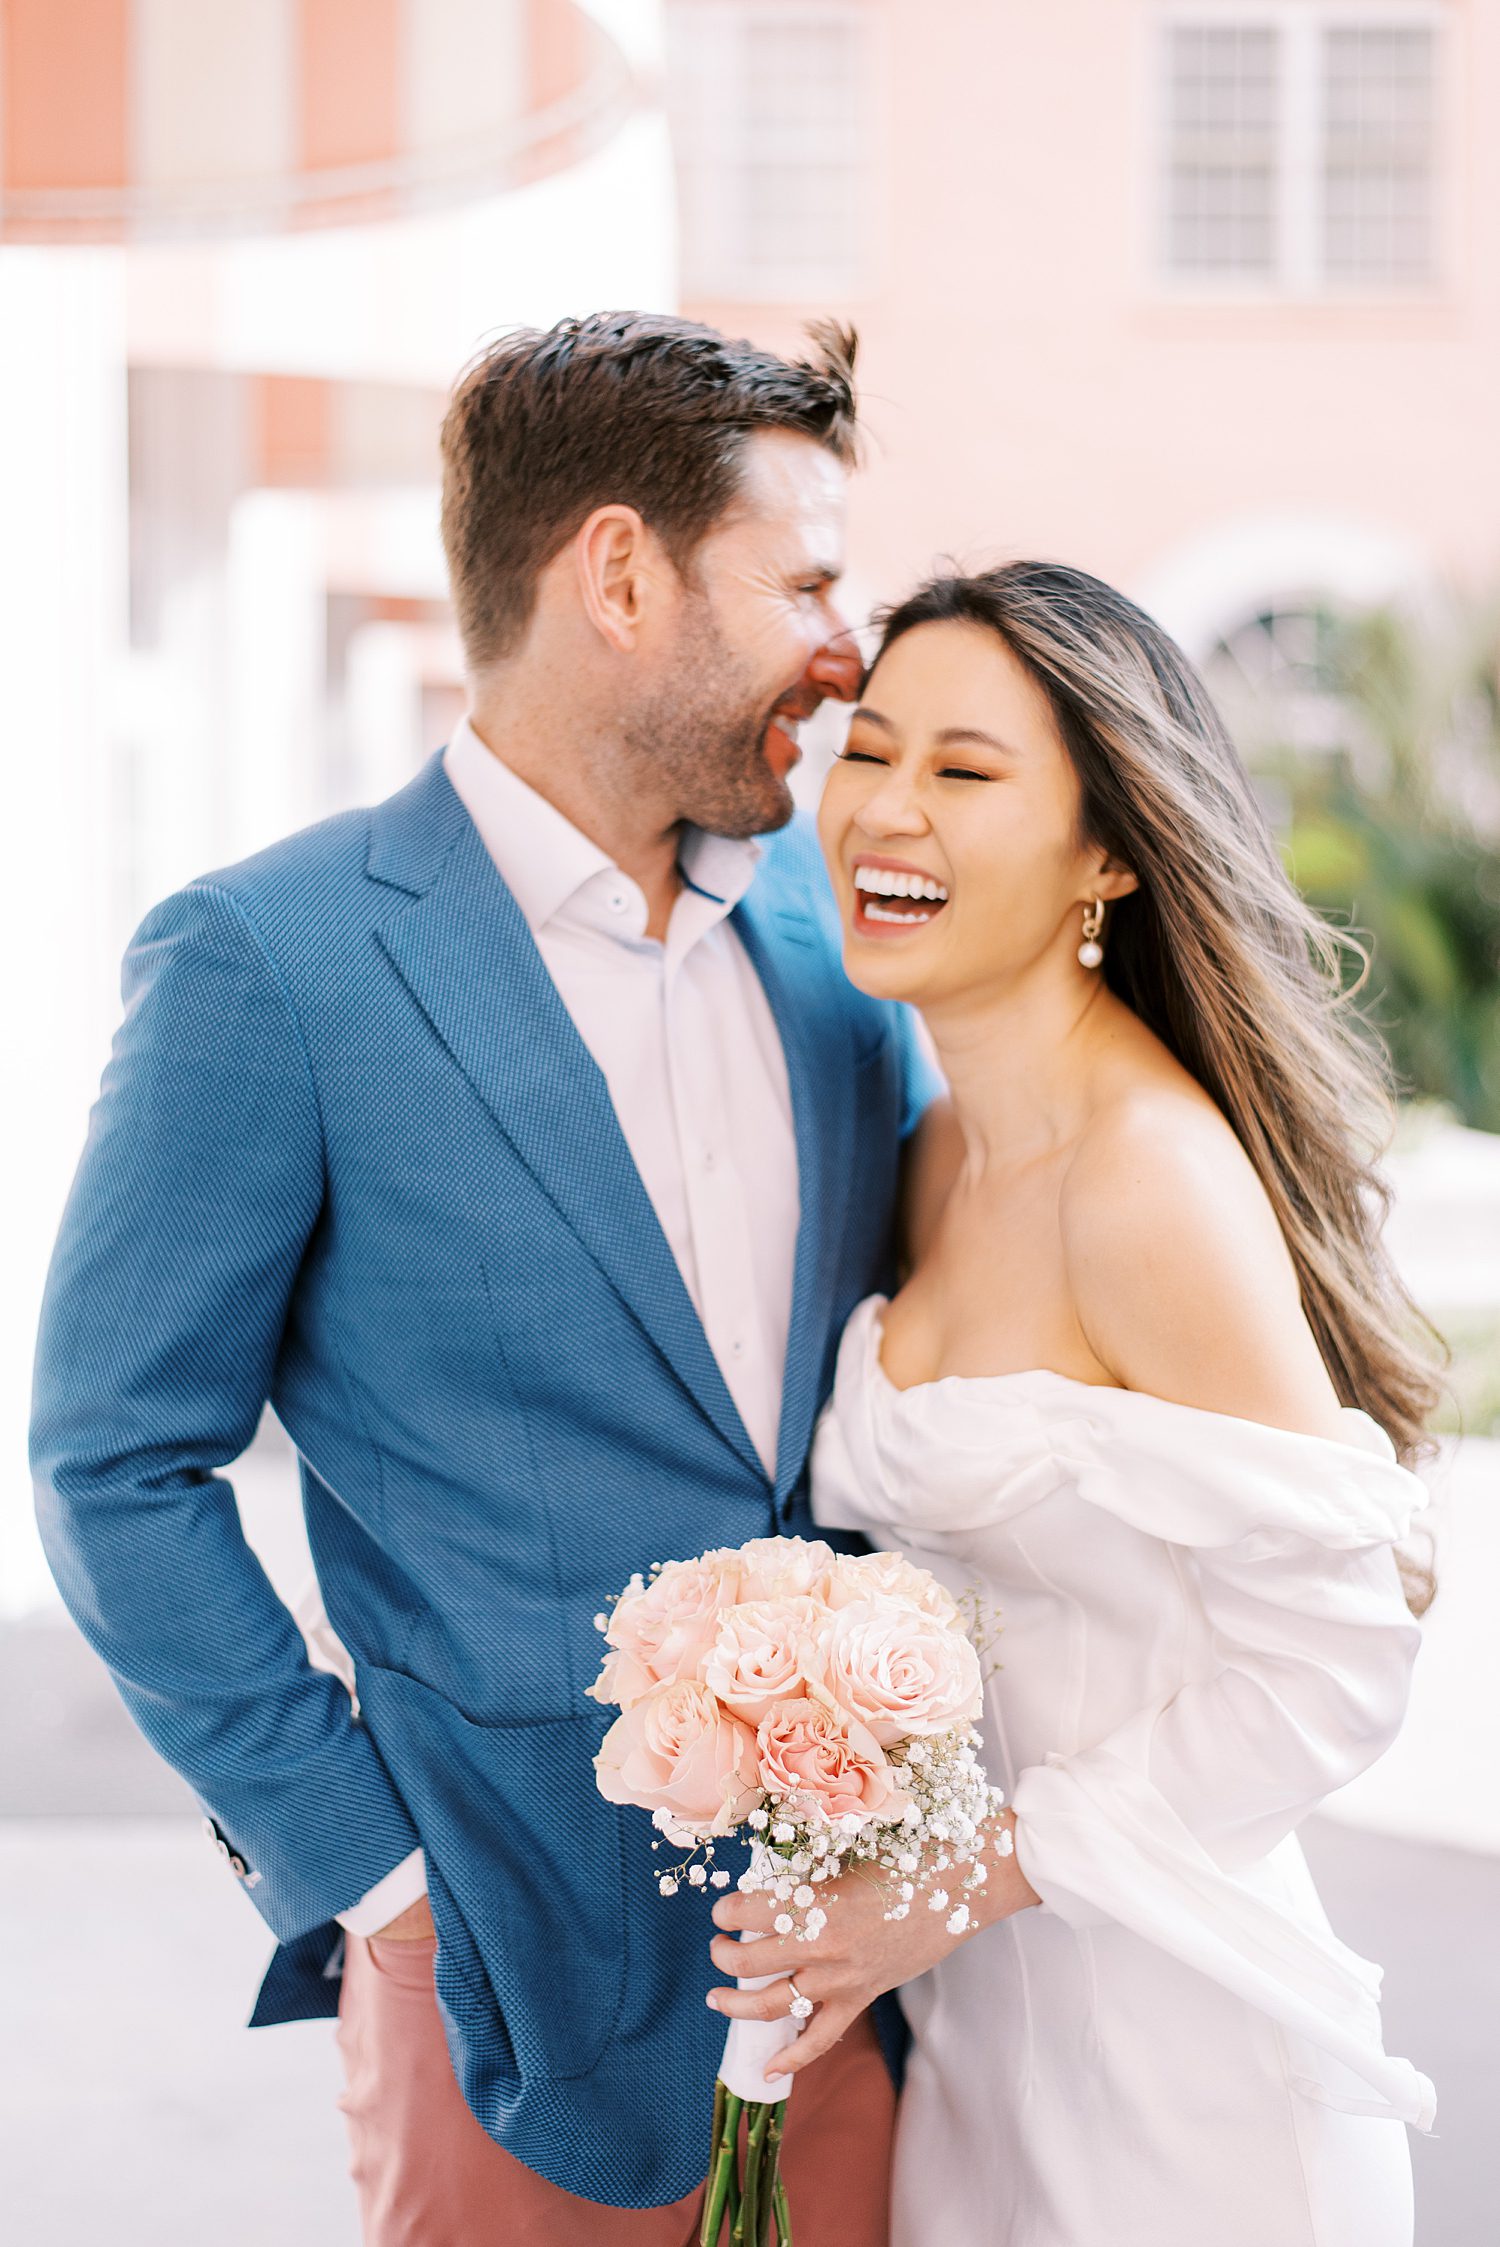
[[732, 884, 855, 1507], [370, 769, 765, 1482]]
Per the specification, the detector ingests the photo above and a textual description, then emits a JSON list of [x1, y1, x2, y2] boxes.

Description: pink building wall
[[682, 0, 1500, 639]]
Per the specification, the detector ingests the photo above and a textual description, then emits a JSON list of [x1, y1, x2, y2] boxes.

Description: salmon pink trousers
[[336, 1931, 895, 2246]]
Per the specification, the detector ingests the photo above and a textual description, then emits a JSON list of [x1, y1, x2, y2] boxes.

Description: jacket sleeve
[[30, 882, 420, 1941]]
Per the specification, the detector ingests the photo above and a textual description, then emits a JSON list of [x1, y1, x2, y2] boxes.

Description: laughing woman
[[706, 563, 1438, 2246]]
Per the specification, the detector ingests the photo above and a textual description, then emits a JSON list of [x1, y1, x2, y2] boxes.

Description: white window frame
[[665, 0, 874, 303], [1151, 1, 1446, 297]]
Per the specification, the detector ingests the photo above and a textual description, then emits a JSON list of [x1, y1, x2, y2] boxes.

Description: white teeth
[[863, 902, 934, 927], [853, 865, 949, 903]]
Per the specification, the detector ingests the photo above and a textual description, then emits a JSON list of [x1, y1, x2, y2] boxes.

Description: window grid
[[1159, 9, 1439, 292], [1322, 25, 1436, 281], [1165, 25, 1280, 275], [667, 2, 870, 301]]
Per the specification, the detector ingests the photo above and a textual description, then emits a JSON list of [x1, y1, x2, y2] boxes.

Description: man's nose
[[805, 624, 862, 705]]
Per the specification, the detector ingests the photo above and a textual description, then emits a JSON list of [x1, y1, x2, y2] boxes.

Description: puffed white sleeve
[[1010, 1403, 1436, 2130]]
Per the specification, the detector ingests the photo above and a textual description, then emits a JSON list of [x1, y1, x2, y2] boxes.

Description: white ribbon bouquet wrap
[[717, 1840, 811, 2106], [589, 1536, 1004, 2245]]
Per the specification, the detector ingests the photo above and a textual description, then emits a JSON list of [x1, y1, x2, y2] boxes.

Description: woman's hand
[[706, 1812, 1039, 2078]]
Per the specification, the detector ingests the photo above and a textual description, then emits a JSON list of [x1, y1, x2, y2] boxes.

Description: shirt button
[[608, 892, 629, 914], [702, 1149, 717, 1171], [730, 1338, 745, 1359]]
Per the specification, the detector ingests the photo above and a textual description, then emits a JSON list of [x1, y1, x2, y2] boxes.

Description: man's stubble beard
[[617, 601, 796, 842]]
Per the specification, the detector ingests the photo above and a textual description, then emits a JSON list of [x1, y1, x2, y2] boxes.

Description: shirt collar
[[678, 825, 762, 915], [444, 714, 762, 938], [444, 714, 616, 934]]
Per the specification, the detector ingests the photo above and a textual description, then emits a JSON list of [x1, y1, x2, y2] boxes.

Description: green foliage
[[1284, 773, 1500, 1127], [1231, 599, 1500, 1130], [1429, 1308, 1500, 1438]]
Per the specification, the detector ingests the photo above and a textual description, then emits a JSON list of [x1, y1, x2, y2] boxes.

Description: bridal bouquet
[[588, 1535, 1004, 2245]]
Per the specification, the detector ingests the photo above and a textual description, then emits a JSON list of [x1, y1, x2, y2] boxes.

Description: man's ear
[[572, 504, 663, 654]]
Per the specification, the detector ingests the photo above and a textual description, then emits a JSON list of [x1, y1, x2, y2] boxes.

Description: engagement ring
[[787, 1977, 815, 2021]]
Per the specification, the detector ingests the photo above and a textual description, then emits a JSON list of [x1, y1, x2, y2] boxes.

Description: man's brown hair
[[438, 311, 859, 669]]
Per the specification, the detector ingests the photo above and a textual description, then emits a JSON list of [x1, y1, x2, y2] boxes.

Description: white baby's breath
[[593, 1534, 1007, 1945]]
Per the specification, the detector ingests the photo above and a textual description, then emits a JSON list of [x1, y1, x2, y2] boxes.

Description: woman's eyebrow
[[848, 709, 1017, 756], [934, 726, 1017, 754]]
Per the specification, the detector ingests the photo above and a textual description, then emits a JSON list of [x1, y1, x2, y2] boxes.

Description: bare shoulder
[[1059, 1080, 1346, 1435]]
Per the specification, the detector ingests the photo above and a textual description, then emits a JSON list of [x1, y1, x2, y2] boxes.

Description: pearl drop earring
[[1078, 898, 1105, 969]]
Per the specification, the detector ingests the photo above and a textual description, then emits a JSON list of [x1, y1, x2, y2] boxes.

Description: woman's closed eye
[[835, 747, 993, 781]]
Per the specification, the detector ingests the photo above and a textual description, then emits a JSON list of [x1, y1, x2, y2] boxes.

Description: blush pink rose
[[825, 1597, 982, 1744], [587, 1552, 743, 1708], [734, 1536, 838, 1603], [702, 1598, 824, 1725], [825, 1548, 960, 1626], [595, 1680, 761, 1835], [755, 1696, 908, 1827], [584, 1643, 658, 1711]]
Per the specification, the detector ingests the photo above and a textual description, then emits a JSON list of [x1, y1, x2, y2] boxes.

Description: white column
[[125, 366, 251, 910], [134, 0, 296, 200], [0, 249, 129, 1616], [401, 0, 528, 164], [224, 489, 327, 857], [343, 619, 430, 802]]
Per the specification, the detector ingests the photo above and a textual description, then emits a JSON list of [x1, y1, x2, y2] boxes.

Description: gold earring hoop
[[1078, 899, 1105, 970]]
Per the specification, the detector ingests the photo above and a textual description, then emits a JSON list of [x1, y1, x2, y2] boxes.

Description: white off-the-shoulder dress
[[810, 1295, 1434, 2247]]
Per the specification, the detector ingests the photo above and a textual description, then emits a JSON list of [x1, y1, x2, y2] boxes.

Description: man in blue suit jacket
[[32, 313, 934, 2242]]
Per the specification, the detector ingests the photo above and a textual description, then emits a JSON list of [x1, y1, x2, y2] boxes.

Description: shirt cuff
[[335, 1846, 428, 1937]]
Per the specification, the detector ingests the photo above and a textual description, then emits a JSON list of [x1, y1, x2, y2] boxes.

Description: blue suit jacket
[[30, 753, 933, 2206]]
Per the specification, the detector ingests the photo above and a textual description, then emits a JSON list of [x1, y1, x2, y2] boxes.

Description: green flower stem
[[700, 2088, 742, 2246], [724, 2097, 743, 2235], [762, 2101, 787, 2246], [700, 2088, 792, 2244], [738, 2102, 770, 2244]]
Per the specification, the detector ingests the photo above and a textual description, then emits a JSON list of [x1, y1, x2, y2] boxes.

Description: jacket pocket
[[358, 1663, 625, 2082]]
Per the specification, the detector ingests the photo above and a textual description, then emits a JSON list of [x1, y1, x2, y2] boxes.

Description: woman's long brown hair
[[874, 564, 1442, 1609]]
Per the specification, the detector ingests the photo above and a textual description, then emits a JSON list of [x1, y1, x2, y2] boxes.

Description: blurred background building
[[3, 3, 1498, 2241]]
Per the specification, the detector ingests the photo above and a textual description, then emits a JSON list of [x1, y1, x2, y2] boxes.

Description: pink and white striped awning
[[0, 0, 636, 242]]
